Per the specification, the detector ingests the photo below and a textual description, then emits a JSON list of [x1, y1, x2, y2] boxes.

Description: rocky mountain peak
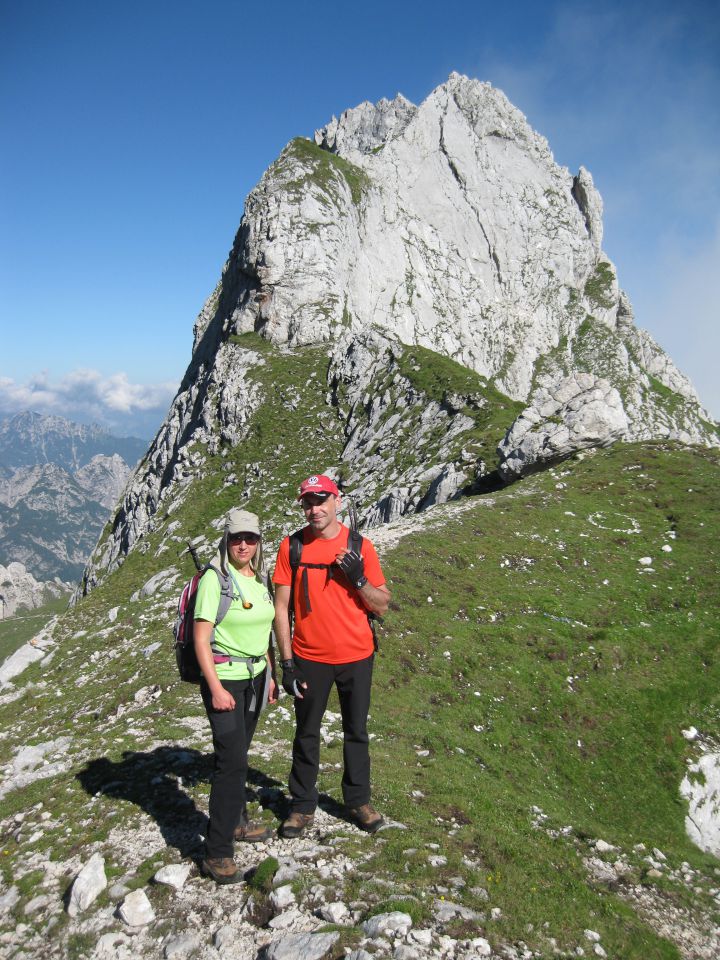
[[80, 74, 717, 593], [314, 91, 416, 155]]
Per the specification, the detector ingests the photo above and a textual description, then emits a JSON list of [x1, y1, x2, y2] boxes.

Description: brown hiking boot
[[348, 802, 384, 834], [201, 856, 242, 884], [233, 820, 273, 843], [280, 811, 314, 839]]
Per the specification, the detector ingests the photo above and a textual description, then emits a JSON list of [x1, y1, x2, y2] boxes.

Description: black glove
[[336, 549, 367, 589], [281, 658, 307, 698]]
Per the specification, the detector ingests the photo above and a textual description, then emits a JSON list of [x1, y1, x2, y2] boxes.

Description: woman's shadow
[[76, 745, 284, 859]]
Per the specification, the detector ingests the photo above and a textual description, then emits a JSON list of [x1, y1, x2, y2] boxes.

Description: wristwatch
[[354, 575, 368, 590]]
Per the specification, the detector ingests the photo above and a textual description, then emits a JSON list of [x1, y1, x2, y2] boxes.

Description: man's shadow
[[76, 745, 284, 859]]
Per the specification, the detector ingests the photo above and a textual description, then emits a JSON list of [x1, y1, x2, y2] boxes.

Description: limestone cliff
[[80, 73, 717, 592]]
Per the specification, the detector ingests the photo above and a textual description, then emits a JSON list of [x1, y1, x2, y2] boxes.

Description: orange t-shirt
[[273, 524, 385, 664]]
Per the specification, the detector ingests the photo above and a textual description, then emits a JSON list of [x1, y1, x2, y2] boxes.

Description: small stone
[[362, 912, 413, 938], [270, 885, 296, 913], [273, 863, 301, 887], [428, 855, 447, 867], [94, 933, 133, 958], [584, 930, 601, 942], [108, 883, 131, 900], [0, 887, 20, 916], [346, 951, 374, 960], [433, 899, 481, 923], [410, 929, 433, 946], [154, 863, 192, 892], [67, 853, 107, 917], [594, 839, 615, 854], [318, 901, 350, 924], [638, 557, 652, 566], [118, 888, 155, 927], [393, 946, 420, 960], [594, 946, 607, 958], [23, 894, 51, 915], [213, 925, 235, 950], [469, 938, 492, 957], [264, 932, 340, 960], [164, 932, 200, 958]]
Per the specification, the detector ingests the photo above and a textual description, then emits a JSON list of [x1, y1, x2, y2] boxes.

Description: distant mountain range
[[0, 412, 147, 582]]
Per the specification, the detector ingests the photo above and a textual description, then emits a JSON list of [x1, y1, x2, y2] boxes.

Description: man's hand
[[211, 687, 236, 711], [267, 675, 278, 705], [281, 658, 308, 699], [335, 548, 367, 589]]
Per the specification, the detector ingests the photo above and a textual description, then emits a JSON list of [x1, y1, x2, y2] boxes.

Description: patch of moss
[[584, 261, 615, 310], [275, 137, 370, 207]]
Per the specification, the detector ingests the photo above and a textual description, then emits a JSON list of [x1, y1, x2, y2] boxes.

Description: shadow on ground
[[77, 745, 282, 857]]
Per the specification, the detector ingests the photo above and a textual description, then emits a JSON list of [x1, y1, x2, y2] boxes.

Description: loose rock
[[118, 888, 156, 927], [67, 852, 107, 917]]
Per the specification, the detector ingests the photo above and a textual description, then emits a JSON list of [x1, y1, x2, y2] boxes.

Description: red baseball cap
[[297, 474, 339, 500]]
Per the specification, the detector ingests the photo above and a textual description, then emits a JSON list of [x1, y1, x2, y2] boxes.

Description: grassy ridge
[[360, 441, 719, 956], [0, 422, 718, 955]]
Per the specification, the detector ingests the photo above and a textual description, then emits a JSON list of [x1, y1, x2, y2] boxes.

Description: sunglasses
[[301, 494, 332, 508], [228, 532, 260, 545]]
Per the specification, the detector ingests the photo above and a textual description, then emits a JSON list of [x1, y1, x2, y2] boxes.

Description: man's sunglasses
[[301, 494, 332, 508], [228, 532, 260, 545]]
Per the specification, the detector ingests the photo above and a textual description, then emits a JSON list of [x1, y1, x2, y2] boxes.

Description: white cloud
[[0, 369, 178, 438]]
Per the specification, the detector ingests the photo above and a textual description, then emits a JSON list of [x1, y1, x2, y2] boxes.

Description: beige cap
[[211, 508, 263, 576], [226, 508, 261, 536]]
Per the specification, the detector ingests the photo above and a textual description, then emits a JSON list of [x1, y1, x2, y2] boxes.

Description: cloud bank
[[0, 369, 178, 439]]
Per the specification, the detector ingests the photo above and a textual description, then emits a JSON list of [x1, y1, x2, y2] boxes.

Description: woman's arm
[[194, 619, 235, 711]]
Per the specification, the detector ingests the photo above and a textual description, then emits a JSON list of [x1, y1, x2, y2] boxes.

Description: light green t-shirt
[[194, 568, 274, 680]]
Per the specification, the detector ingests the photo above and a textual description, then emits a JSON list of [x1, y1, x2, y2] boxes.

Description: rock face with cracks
[[79, 72, 717, 591]]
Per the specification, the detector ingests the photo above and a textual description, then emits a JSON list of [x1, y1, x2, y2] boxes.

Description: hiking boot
[[233, 820, 273, 843], [280, 811, 314, 839], [348, 802, 384, 834], [201, 856, 242, 884]]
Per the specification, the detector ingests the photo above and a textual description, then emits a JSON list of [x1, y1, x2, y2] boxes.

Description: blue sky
[[1, 0, 718, 437]]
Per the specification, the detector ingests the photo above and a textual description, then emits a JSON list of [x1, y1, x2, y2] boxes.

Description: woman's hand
[[268, 675, 278, 705], [211, 687, 236, 711]]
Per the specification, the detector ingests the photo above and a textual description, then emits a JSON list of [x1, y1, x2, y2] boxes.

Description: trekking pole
[[186, 542, 203, 572], [347, 496, 359, 534]]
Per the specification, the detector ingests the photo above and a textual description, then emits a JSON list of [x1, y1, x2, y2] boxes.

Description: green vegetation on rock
[[584, 261, 615, 311], [273, 137, 370, 207]]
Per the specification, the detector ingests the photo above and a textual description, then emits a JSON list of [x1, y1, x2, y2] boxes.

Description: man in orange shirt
[[273, 474, 391, 838]]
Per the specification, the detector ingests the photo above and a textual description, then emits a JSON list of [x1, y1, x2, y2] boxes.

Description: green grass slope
[[0, 441, 717, 958], [0, 597, 67, 665]]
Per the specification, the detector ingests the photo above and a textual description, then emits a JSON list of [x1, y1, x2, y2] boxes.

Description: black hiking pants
[[289, 653, 374, 813], [201, 670, 265, 859]]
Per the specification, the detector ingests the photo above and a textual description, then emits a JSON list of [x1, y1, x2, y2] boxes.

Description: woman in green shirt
[[194, 508, 277, 884]]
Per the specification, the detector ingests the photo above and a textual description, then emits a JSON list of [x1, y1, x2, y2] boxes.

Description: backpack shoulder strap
[[205, 564, 233, 626], [289, 529, 304, 570]]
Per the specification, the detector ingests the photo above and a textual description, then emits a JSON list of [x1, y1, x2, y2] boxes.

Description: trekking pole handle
[[187, 543, 203, 571]]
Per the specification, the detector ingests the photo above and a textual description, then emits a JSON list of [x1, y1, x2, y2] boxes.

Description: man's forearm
[[357, 582, 390, 617], [274, 617, 293, 660]]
